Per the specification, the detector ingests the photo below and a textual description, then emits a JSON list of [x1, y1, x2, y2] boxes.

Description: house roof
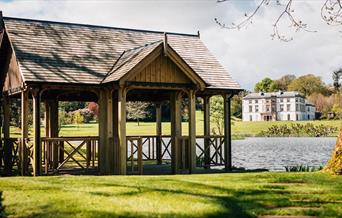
[[243, 91, 303, 99], [2, 17, 241, 90]]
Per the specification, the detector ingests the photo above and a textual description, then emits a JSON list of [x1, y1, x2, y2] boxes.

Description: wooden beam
[[203, 96, 210, 168], [156, 103, 162, 165], [21, 90, 29, 175], [170, 91, 181, 174], [32, 89, 41, 176], [188, 90, 196, 173], [223, 94, 232, 171]]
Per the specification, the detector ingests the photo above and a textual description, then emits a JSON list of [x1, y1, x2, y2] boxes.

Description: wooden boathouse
[[0, 13, 242, 176]]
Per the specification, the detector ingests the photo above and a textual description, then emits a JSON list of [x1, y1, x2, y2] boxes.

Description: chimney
[[163, 32, 168, 56]]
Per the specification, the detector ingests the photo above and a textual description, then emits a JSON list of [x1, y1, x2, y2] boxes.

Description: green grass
[[7, 111, 341, 138], [0, 172, 341, 217]]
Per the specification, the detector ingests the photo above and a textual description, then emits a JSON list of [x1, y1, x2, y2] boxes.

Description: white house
[[242, 91, 316, 121]]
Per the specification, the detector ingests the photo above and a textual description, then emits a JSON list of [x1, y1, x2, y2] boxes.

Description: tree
[[333, 69, 342, 92], [254, 77, 277, 92], [288, 74, 327, 97], [126, 101, 150, 126], [73, 110, 84, 129], [210, 96, 224, 135], [274, 74, 296, 91]]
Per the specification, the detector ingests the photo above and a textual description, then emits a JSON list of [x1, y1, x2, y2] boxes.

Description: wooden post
[[32, 89, 41, 176], [106, 90, 114, 174], [117, 87, 127, 175], [203, 96, 211, 169], [170, 91, 181, 174], [0, 97, 2, 170], [188, 90, 196, 173], [49, 100, 59, 169], [223, 94, 232, 171], [21, 90, 29, 175], [98, 89, 108, 174], [3, 96, 12, 175], [44, 101, 50, 172], [155, 102, 162, 165]]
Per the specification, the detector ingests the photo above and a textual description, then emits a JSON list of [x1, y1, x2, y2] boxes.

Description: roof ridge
[[3, 16, 199, 37], [100, 50, 126, 84], [101, 40, 163, 83]]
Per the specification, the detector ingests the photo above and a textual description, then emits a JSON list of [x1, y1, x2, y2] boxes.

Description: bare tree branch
[[216, 0, 341, 41], [321, 0, 342, 25]]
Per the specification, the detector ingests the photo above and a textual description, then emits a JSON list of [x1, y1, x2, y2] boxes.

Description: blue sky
[[0, 0, 341, 90]]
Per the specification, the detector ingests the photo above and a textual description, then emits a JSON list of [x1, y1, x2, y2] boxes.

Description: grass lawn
[[8, 111, 341, 138], [0, 172, 341, 217]]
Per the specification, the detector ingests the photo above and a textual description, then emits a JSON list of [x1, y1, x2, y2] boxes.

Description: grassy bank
[[0, 172, 341, 217], [8, 111, 341, 138]]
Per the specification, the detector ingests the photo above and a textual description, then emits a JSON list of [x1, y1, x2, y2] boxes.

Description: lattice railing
[[41, 137, 98, 174]]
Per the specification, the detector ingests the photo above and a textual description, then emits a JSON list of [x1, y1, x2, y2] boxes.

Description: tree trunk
[[323, 125, 342, 175]]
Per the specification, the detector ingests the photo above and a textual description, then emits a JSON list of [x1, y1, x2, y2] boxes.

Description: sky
[[0, 0, 341, 91]]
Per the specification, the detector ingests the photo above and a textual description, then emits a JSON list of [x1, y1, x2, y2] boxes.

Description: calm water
[[232, 137, 336, 171]]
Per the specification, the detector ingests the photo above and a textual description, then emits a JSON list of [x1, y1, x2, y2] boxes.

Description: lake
[[232, 137, 336, 171]]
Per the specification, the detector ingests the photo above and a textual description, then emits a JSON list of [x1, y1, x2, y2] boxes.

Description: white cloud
[[1, 0, 341, 90]]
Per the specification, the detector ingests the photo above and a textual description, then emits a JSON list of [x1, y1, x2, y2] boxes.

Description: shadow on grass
[[4, 173, 340, 218]]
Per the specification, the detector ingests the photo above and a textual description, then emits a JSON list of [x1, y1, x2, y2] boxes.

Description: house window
[[249, 100, 252, 104], [287, 104, 291, 111], [266, 105, 270, 112], [288, 114, 291, 120], [296, 98, 298, 102], [296, 104, 299, 111], [287, 98, 290, 102], [255, 105, 259, 112], [280, 98, 283, 103], [249, 105, 253, 112], [255, 100, 258, 103], [249, 115, 253, 121], [280, 104, 284, 112], [296, 114, 299, 120]]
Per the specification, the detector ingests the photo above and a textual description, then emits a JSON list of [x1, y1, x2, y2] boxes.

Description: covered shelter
[[0, 13, 242, 176]]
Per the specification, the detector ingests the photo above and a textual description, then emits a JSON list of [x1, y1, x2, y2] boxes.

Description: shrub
[[259, 123, 338, 137], [284, 165, 323, 172], [79, 108, 95, 123]]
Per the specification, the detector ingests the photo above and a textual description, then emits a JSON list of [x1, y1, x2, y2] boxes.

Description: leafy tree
[[332, 69, 342, 92], [254, 77, 277, 92], [73, 110, 84, 129], [210, 96, 224, 135], [231, 91, 247, 118], [274, 74, 296, 91], [126, 101, 150, 126], [60, 101, 85, 112], [288, 74, 327, 97]]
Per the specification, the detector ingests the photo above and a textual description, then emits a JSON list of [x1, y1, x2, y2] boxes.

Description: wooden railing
[[195, 136, 225, 167], [42, 137, 99, 174], [0, 138, 20, 175], [126, 135, 226, 169], [1, 135, 225, 176]]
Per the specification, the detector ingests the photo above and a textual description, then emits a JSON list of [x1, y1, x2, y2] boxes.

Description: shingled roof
[[2, 17, 241, 90]]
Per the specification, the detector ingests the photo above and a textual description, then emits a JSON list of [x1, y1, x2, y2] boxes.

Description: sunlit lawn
[[8, 111, 341, 138], [0, 172, 341, 217]]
